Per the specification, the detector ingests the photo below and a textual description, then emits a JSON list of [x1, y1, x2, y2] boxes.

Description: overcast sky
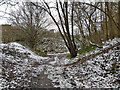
[[0, 1, 18, 25], [0, 0, 119, 25], [0, 5, 9, 24]]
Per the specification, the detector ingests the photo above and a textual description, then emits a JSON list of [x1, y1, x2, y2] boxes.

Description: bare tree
[[32, 1, 120, 57], [9, 2, 50, 49], [118, 1, 120, 32], [32, 1, 77, 57], [73, 2, 87, 45], [74, 2, 119, 43], [73, 2, 102, 44], [0, 0, 18, 18]]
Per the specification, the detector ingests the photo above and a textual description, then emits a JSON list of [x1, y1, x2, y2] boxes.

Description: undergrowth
[[32, 49, 47, 57], [78, 45, 96, 54]]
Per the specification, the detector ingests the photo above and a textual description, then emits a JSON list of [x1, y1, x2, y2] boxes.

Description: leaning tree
[[32, 0, 77, 57]]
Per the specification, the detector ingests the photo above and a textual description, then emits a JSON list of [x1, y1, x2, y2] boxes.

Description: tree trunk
[[107, 3, 114, 39], [118, 1, 120, 32], [105, 2, 109, 40], [64, 2, 77, 58], [68, 43, 77, 58]]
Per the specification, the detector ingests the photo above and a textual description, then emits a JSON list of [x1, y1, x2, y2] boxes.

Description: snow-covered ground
[[45, 38, 120, 88], [0, 38, 120, 89], [46, 49, 119, 88], [0, 42, 49, 89]]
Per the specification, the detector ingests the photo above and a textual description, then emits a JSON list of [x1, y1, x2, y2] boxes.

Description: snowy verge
[[46, 38, 120, 88], [0, 42, 49, 89], [57, 38, 120, 65]]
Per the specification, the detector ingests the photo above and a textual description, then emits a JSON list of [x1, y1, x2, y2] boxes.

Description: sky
[[0, 1, 17, 25], [0, 0, 119, 25], [0, 5, 9, 25]]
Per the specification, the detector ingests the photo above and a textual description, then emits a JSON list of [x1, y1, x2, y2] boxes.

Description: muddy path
[[30, 53, 67, 88], [31, 71, 53, 88]]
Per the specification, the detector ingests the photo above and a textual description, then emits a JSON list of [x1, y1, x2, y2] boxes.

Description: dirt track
[[30, 53, 67, 88]]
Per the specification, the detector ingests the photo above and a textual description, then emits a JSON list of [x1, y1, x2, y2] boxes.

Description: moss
[[98, 43, 104, 47], [54, 49, 68, 53], [66, 54, 75, 59], [48, 49, 54, 52], [2, 69, 6, 77], [110, 62, 118, 74], [82, 63, 87, 66], [31, 49, 47, 57], [78, 45, 96, 54], [114, 34, 120, 38]]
